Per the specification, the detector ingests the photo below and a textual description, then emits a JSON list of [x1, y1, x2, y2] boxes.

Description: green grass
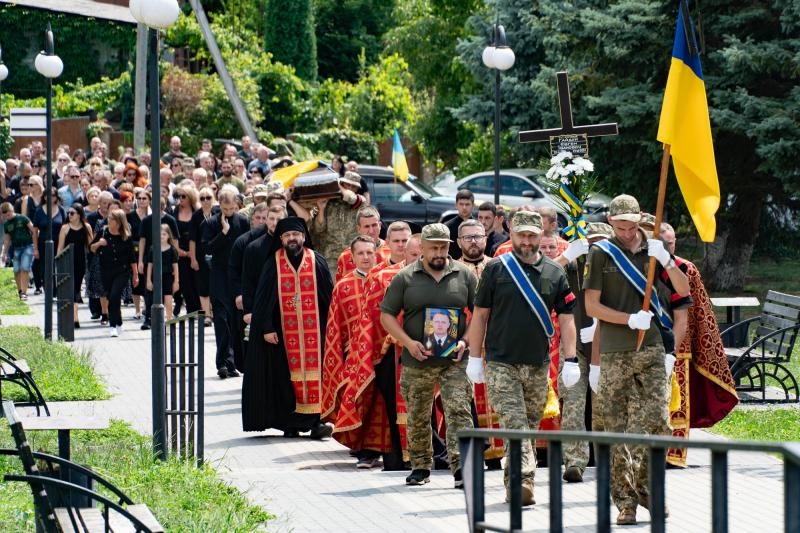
[[1, 326, 109, 402], [708, 407, 800, 442], [0, 419, 272, 531], [0, 268, 29, 315]]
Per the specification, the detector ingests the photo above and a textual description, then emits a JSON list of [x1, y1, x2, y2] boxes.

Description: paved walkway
[[3, 295, 789, 532]]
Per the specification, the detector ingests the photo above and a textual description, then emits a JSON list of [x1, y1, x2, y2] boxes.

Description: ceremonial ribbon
[[499, 253, 555, 337], [559, 181, 588, 240], [593, 240, 674, 330]]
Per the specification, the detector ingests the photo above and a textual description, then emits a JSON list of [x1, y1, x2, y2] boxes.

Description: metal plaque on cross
[[518, 71, 618, 156]]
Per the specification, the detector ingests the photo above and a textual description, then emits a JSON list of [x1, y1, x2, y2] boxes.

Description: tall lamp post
[[34, 24, 63, 342], [129, 0, 180, 460], [0, 45, 8, 119], [482, 23, 515, 206]]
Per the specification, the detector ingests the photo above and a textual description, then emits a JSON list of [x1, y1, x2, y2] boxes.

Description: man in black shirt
[[477, 201, 509, 256], [443, 189, 475, 260]]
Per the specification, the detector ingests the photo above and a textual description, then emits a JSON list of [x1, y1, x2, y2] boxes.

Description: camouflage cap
[[585, 221, 613, 239], [253, 184, 270, 197], [608, 194, 642, 222], [340, 171, 362, 188], [421, 223, 452, 242], [638, 212, 656, 230], [511, 211, 543, 234]]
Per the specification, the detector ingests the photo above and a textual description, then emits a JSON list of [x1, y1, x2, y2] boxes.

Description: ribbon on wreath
[[559, 181, 588, 240]]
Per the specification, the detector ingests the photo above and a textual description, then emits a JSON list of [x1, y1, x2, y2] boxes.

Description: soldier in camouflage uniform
[[380, 223, 476, 488], [466, 211, 577, 506], [583, 194, 690, 526], [309, 172, 366, 266]]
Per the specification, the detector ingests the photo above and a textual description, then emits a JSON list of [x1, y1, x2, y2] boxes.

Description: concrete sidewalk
[[3, 295, 787, 532]]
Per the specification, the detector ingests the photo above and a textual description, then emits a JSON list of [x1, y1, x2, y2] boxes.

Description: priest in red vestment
[[242, 217, 334, 438]]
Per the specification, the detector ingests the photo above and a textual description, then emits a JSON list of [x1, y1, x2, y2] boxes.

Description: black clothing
[[63, 226, 89, 302], [172, 208, 200, 314], [444, 215, 470, 260], [146, 247, 179, 297], [229, 226, 267, 299], [189, 208, 218, 297], [139, 213, 179, 320], [242, 250, 333, 432], [241, 232, 274, 315], [93, 229, 136, 328], [202, 212, 250, 372], [486, 230, 509, 256]]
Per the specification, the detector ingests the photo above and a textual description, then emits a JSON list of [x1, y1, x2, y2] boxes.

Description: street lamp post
[[0, 45, 8, 120], [129, 0, 180, 461], [34, 24, 63, 342], [482, 23, 515, 206]]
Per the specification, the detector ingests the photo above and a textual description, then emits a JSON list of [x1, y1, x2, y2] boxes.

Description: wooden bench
[[0, 345, 49, 415], [2, 401, 164, 533], [721, 290, 800, 403]]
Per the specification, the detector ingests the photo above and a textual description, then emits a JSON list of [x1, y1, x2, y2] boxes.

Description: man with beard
[[241, 205, 287, 324], [228, 203, 270, 372], [466, 211, 577, 506], [321, 235, 378, 465], [456, 219, 491, 277], [380, 224, 476, 488], [242, 217, 334, 438], [202, 188, 251, 378], [215, 160, 245, 193]]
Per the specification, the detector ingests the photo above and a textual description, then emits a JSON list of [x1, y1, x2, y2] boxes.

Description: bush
[[0, 120, 13, 160], [317, 128, 378, 163]]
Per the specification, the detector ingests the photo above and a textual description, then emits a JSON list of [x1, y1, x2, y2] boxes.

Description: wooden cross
[[518, 71, 618, 156]]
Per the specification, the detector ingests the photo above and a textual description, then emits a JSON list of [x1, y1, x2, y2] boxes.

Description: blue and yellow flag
[[392, 128, 409, 182], [657, 3, 720, 242]]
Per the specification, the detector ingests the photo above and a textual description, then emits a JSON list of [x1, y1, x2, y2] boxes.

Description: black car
[[356, 165, 455, 233]]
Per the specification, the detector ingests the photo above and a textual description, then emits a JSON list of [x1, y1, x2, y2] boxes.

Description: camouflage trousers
[[486, 361, 550, 488], [598, 344, 671, 511], [399, 364, 474, 474], [558, 345, 590, 472]]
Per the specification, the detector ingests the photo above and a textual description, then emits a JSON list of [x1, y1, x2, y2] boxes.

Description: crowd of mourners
[[0, 133, 739, 527]]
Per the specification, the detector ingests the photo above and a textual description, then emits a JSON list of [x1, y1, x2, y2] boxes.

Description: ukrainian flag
[[657, 3, 720, 242], [392, 128, 409, 182]]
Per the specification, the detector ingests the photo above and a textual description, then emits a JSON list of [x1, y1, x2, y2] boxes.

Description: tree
[[265, 0, 318, 81], [457, 0, 800, 290], [315, 0, 397, 82]]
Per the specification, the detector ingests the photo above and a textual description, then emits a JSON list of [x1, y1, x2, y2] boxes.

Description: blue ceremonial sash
[[593, 240, 673, 330], [499, 253, 555, 338]]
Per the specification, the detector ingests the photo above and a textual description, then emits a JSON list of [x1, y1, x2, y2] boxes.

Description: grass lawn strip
[[0, 326, 109, 402], [0, 268, 29, 315], [0, 419, 271, 531], [708, 407, 800, 443]]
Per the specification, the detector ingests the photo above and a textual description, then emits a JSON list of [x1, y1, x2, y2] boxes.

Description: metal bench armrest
[[720, 315, 762, 341], [4, 474, 160, 533], [730, 323, 800, 374]]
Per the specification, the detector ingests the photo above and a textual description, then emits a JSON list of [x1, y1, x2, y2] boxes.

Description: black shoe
[[563, 466, 584, 483], [485, 458, 502, 471], [405, 469, 430, 486], [217, 368, 228, 379], [454, 469, 464, 489], [74, 322, 81, 329], [308, 422, 333, 440], [91, 314, 101, 320], [140, 321, 151, 330], [283, 429, 299, 438], [34, 288, 42, 295], [100, 314, 109, 326], [227, 369, 240, 377]]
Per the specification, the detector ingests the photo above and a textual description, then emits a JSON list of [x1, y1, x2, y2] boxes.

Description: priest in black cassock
[[242, 217, 334, 439]]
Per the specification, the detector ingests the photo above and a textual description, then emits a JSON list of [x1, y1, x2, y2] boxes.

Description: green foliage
[[709, 408, 800, 442], [265, 0, 318, 81], [347, 54, 416, 139], [0, 419, 272, 531], [455, 124, 516, 177], [0, 6, 134, 99], [0, 269, 27, 314], [317, 128, 378, 162], [315, 0, 397, 82], [0, 120, 13, 161], [0, 326, 108, 401]]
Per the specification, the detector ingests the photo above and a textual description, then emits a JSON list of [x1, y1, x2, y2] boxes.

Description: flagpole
[[637, 143, 671, 350]]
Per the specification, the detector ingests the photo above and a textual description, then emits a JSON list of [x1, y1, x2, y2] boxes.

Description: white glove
[[562, 239, 589, 262], [580, 318, 598, 344], [647, 238, 671, 267], [627, 310, 653, 330], [589, 365, 601, 393], [665, 352, 676, 378], [466, 357, 485, 384], [341, 188, 358, 205], [561, 361, 580, 388]]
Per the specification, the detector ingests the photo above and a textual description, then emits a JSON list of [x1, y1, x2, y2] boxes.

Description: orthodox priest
[[242, 216, 334, 439]]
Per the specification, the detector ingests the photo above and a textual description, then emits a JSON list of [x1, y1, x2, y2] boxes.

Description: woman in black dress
[[89, 209, 137, 337], [170, 184, 200, 315], [189, 185, 219, 326], [57, 203, 93, 328], [127, 188, 150, 320], [31, 186, 67, 294]]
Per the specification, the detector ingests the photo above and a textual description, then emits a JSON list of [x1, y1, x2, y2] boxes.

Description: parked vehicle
[[435, 168, 611, 224], [355, 165, 456, 232]]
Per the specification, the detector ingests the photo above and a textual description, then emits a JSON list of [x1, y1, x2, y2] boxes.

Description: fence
[[164, 312, 205, 466], [458, 428, 800, 533], [53, 244, 74, 342]]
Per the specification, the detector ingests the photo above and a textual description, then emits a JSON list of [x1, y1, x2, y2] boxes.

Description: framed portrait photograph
[[423, 307, 461, 358]]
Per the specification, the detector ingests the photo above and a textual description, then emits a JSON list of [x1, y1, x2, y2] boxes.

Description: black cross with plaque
[[518, 71, 618, 156]]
